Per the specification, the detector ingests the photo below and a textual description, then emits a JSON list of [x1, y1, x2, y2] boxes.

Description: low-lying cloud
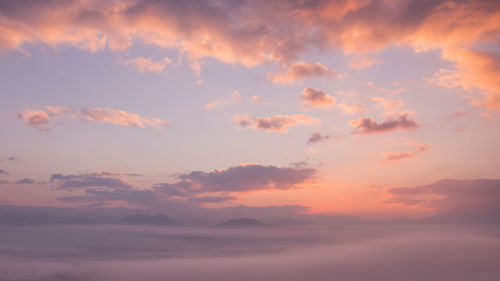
[[387, 179, 500, 223]]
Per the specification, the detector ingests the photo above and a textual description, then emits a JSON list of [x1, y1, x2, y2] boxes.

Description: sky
[[0, 0, 500, 220]]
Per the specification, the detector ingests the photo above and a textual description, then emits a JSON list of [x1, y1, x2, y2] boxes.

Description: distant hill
[[120, 214, 176, 225], [216, 218, 267, 228]]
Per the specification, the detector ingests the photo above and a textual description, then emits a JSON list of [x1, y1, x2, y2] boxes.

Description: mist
[[1, 222, 499, 281]]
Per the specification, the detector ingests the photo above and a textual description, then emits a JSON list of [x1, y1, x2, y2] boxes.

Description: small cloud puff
[[302, 88, 335, 108]]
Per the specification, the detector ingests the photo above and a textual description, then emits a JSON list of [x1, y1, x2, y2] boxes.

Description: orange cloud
[[234, 114, 319, 133]]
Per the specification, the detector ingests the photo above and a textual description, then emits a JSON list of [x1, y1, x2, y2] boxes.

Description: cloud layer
[[1, 0, 499, 108]]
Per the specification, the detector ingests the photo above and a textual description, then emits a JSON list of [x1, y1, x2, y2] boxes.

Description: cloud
[[382, 140, 430, 163], [302, 88, 335, 108], [80, 108, 170, 128], [231, 91, 243, 103], [268, 62, 337, 85], [153, 163, 317, 199], [46, 106, 73, 116], [371, 96, 406, 116], [252, 96, 263, 103], [350, 115, 419, 134], [51, 164, 315, 208], [387, 179, 500, 223], [18, 106, 170, 130], [50, 173, 134, 191], [1, 0, 499, 108], [234, 114, 319, 133], [348, 56, 383, 70], [17, 110, 50, 131], [307, 131, 331, 145], [367, 82, 407, 96], [0, 169, 8, 175], [204, 91, 246, 112], [338, 102, 366, 114], [118, 56, 172, 74], [204, 101, 225, 112], [16, 178, 34, 184]]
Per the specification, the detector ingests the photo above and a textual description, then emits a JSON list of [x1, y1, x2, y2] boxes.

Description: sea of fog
[[1, 223, 499, 281]]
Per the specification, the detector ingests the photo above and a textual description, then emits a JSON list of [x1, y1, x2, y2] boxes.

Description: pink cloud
[[18, 106, 170, 130], [17, 110, 50, 131], [302, 88, 335, 108]]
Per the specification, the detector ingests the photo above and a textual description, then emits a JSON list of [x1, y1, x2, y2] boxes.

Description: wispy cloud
[[205, 91, 265, 112], [348, 56, 383, 70], [235, 114, 319, 133], [80, 108, 170, 128], [381, 139, 430, 163], [268, 62, 337, 85], [118, 57, 172, 74], [18, 106, 170, 130]]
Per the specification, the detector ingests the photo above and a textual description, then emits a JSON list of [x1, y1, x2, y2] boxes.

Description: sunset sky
[[1, 0, 499, 220]]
